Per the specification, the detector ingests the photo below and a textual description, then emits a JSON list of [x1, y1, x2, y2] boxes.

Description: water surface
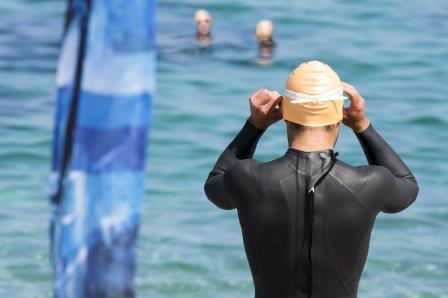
[[0, 0, 447, 297]]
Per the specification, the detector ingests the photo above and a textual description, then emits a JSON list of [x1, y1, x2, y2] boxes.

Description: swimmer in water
[[256, 20, 275, 65], [195, 9, 212, 46], [204, 60, 419, 298]]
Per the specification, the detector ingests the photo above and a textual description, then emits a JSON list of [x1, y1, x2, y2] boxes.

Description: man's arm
[[355, 124, 417, 184], [204, 89, 282, 210], [355, 124, 419, 213], [342, 82, 419, 213], [204, 119, 264, 209]]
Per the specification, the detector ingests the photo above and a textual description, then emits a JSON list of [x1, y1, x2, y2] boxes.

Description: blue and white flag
[[50, 0, 156, 296]]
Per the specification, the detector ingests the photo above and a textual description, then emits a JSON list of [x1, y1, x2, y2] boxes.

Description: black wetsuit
[[204, 120, 419, 298]]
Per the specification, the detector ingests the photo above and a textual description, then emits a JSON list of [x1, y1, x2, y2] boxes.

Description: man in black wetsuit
[[204, 61, 419, 298]]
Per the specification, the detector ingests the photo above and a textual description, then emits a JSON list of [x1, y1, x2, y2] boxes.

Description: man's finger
[[253, 90, 271, 107], [342, 82, 364, 109], [270, 90, 281, 99], [341, 81, 358, 93], [342, 82, 361, 100], [264, 95, 282, 113], [257, 90, 272, 105], [250, 89, 268, 106], [249, 91, 259, 104], [341, 83, 356, 98], [267, 91, 282, 106], [341, 81, 355, 90], [250, 90, 262, 99]]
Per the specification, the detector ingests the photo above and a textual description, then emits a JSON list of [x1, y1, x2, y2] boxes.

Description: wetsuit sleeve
[[204, 119, 264, 210], [355, 124, 419, 213]]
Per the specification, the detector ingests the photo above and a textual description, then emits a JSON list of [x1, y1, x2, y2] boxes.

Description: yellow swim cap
[[256, 20, 273, 42], [283, 60, 346, 127], [195, 9, 212, 24]]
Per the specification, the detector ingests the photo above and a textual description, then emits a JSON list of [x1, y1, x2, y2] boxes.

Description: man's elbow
[[382, 180, 420, 214], [410, 183, 419, 205], [394, 183, 419, 213], [401, 171, 419, 206], [203, 179, 236, 210]]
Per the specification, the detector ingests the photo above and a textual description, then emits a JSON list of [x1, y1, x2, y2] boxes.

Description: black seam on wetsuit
[[323, 218, 354, 295], [321, 168, 361, 296], [352, 167, 377, 214], [249, 162, 269, 199], [279, 171, 299, 184], [322, 172, 375, 296], [287, 163, 309, 175], [328, 169, 376, 217], [240, 163, 271, 297], [279, 170, 307, 292], [354, 232, 371, 280], [238, 215, 264, 294], [238, 161, 257, 210]]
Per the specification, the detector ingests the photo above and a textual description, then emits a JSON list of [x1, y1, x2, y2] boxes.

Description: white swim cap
[[256, 20, 274, 42], [195, 9, 212, 24]]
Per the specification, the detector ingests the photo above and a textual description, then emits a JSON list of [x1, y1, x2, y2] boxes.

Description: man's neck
[[288, 131, 336, 152]]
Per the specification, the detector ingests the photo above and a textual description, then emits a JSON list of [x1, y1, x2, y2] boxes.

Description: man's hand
[[249, 89, 282, 130], [342, 82, 370, 133]]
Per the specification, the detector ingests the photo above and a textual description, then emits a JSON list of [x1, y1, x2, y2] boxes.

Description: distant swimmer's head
[[283, 60, 347, 127], [195, 9, 212, 36], [256, 20, 274, 45]]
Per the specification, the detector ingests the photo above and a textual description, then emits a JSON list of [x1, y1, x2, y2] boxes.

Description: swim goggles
[[284, 87, 348, 104]]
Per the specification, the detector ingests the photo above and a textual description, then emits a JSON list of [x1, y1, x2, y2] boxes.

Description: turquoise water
[[1, 0, 447, 297]]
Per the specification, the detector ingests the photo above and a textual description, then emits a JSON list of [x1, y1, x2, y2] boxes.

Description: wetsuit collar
[[286, 148, 335, 158], [285, 148, 337, 180]]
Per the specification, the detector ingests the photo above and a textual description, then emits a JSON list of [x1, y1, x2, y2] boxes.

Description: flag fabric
[[50, 0, 156, 296]]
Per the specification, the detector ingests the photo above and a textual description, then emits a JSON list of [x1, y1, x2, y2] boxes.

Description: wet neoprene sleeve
[[355, 124, 416, 183], [205, 119, 264, 209], [355, 124, 419, 213]]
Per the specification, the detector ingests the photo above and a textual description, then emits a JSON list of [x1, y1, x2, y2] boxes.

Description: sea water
[[0, 0, 447, 297]]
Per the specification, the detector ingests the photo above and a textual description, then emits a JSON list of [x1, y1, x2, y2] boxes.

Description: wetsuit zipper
[[304, 153, 338, 298], [305, 186, 314, 298]]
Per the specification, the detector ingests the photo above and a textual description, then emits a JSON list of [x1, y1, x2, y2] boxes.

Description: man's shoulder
[[224, 159, 259, 187], [335, 160, 393, 181], [227, 156, 290, 187], [331, 160, 372, 193], [333, 159, 369, 175], [332, 160, 393, 194], [228, 158, 259, 174]]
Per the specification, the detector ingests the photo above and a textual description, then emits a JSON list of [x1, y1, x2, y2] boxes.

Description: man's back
[[204, 78, 418, 297], [204, 121, 418, 298]]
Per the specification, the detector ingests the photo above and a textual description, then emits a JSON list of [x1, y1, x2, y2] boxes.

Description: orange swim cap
[[283, 60, 346, 127]]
